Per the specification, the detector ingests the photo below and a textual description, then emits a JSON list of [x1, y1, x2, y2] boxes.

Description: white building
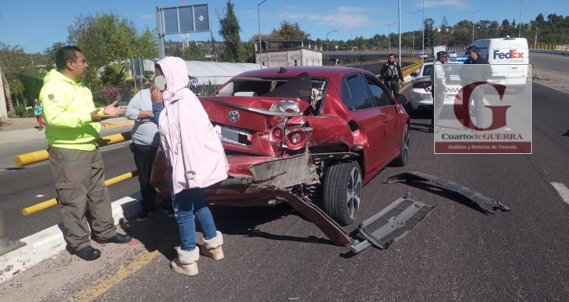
[[254, 39, 323, 68]]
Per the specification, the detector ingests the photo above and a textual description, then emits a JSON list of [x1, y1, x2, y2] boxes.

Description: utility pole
[[258, 0, 269, 68], [407, 10, 422, 57]]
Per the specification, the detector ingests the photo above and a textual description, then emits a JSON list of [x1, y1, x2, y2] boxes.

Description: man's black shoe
[[96, 233, 132, 244], [73, 245, 101, 261]]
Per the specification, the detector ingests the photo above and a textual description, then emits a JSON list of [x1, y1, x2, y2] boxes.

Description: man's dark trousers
[[48, 146, 117, 252], [130, 143, 158, 215], [385, 79, 400, 95]]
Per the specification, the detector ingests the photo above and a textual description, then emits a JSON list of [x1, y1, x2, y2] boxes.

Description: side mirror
[[410, 72, 418, 77], [395, 94, 408, 105]]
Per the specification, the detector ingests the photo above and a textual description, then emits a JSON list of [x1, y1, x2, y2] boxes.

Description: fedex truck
[[467, 36, 530, 93]]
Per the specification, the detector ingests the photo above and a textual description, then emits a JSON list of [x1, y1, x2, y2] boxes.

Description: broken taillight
[[284, 129, 307, 150], [271, 126, 284, 141]]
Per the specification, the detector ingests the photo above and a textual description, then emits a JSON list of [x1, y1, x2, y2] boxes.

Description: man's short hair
[[55, 46, 82, 71], [388, 53, 395, 58], [467, 45, 479, 54]]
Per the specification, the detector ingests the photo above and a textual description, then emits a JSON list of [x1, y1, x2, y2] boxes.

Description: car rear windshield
[[215, 72, 328, 104]]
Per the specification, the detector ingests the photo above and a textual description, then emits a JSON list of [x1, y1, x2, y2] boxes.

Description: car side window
[[342, 74, 375, 111], [364, 75, 393, 107]]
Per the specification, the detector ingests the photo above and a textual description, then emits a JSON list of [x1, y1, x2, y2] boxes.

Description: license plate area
[[214, 124, 252, 147]]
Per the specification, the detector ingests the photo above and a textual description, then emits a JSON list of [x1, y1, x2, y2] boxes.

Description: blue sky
[[0, 0, 566, 53]]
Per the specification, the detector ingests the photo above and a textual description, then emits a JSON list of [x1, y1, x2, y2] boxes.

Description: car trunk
[[199, 72, 317, 157]]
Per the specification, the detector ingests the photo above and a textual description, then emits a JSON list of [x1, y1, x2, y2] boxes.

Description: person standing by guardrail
[[125, 88, 175, 221], [379, 54, 405, 95], [39, 46, 132, 261], [150, 57, 228, 277]]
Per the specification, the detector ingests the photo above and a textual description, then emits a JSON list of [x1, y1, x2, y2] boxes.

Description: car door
[[341, 73, 385, 177], [362, 74, 403, 162]]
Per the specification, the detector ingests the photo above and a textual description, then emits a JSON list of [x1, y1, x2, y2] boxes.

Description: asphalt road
[[2, 62, 569, 301], [530, 52, 569, 77], [0, 127, 140, 241], [83, 81, 569, 301]]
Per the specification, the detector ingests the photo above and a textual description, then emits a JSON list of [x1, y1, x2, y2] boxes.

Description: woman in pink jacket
[[150, 56, 229, 276]]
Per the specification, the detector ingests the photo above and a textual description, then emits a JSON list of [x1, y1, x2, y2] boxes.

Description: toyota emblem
[[228, 110, 240, 123]]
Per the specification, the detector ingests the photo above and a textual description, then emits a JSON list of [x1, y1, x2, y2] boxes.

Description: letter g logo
[[453, 82, 511, 131]]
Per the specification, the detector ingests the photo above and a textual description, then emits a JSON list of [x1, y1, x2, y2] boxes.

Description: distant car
[[418, 53, 428, 59], [447, 50, 457, 58], [151, 66, 411, 229], [407, 61, 465, 113]]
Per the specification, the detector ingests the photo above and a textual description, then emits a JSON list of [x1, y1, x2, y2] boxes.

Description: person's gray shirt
[[125, 89, 160, 147]]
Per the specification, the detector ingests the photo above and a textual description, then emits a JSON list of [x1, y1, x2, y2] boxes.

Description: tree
[[66, 11, 157, 89], [183, 42, 206, 61], [217, 1, 243, 62]]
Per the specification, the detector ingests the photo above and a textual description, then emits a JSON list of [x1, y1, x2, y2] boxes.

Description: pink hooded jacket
[[156, 57, 229, 195]]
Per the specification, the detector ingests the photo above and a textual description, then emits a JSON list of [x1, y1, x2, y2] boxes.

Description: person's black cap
[[437, 51, 448, 58]]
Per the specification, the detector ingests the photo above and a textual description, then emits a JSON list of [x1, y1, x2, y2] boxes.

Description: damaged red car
[[151, 66, 411, 246]]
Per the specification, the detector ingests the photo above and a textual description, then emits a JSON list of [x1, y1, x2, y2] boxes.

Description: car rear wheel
[[391, 123, 409, 167], [322, 161, 363, 226]]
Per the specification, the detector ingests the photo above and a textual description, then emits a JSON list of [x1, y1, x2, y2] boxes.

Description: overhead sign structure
[[155, 3, 210, 58]]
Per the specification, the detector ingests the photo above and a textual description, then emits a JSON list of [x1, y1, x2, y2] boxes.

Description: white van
[[467, 36, 530, 93]]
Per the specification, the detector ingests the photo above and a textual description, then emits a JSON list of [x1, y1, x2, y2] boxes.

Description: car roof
[[235, 66, 374, 78]]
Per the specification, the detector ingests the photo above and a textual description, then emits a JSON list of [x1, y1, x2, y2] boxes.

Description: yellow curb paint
[[101, 120, 134, 129], [71, 239, 175, 302], [22, 171, 138, 216]]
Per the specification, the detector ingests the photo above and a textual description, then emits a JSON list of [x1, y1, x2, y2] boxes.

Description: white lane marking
[[36, 195, 44, 198], [550, 182, 569, 205]]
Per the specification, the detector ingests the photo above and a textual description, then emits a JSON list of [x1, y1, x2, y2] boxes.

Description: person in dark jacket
[[379, 54, 405, 95], [459, 46, 493, 129]]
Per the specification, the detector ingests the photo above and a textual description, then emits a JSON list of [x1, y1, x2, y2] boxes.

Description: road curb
[[101, 120, 134, 129], [0, 192, 142, 284]]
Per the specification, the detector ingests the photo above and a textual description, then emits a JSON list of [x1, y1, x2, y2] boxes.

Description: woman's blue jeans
[[172, 188, 217, 251]]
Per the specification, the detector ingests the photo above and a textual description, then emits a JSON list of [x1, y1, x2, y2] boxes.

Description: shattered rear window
[[215, 72, 328, 104]]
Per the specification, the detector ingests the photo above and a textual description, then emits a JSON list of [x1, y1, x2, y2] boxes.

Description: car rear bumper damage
[[205, 151, 353, 246]]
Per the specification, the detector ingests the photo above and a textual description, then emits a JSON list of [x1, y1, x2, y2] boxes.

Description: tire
[[391, 123, 410, 167], [322, 161, 363, 226]]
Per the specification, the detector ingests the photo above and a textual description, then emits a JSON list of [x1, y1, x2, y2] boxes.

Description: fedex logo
[[493, 49, 525, 59]]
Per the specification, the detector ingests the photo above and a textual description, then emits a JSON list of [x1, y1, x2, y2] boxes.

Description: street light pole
[[398, 0, 401, 64], [407, 10, 422, 57], [258, 0, 268, 68], [422, 0, 425, 57], [386, 23, 396, 50], [326, 30, 338, 66], [518, 0, 525, 38], [467, 10, 481, 42]]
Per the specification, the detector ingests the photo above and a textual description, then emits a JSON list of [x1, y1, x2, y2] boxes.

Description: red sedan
[[151, 66, 410, 245]]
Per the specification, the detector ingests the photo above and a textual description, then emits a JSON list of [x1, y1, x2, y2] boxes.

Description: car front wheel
[[322, 161, 363, 226]]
